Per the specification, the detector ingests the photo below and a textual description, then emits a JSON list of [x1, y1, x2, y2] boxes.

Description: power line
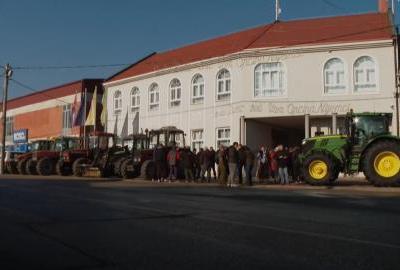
[[320, 0, 348, 12], [13, 63, 129, 70], [10, 78, 72, 105]]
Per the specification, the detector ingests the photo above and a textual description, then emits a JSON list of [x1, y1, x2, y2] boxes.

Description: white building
[[104, 10, 399, 151]]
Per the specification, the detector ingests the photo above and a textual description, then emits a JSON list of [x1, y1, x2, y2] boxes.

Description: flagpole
[[83, 88, 87, 148], [94, 87, 97, 133], [105, 87, 107, 133]]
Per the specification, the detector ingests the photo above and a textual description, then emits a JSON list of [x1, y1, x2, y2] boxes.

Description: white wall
[[105, 41, 397, 148]]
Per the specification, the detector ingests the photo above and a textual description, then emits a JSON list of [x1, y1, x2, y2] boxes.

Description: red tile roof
[[107, 12, 393, 83], [5, 79, 103, 110]]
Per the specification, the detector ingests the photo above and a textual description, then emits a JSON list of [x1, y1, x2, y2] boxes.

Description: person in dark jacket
[[209, 147, 217, 181], [227, 142, 239, 187], [167, 147, 179, 181], [237, 144, 246, 185], [180, 147, 194, 182], [244, 146, 255, 186], [216, 145, 228, 185], [290, 146, 301, 183], [276, 145, 289, 185], [195, 148, 203, 181], [200, 147, 211, 182], [153, 144, 166, 182]]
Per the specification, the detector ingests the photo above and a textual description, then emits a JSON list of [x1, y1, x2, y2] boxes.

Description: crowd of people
[[151, 142, 302, 187]]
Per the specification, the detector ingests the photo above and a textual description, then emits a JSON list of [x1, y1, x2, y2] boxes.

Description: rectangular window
[[255, 63, 285, 98], [217, 79, 231, 101], [170, 87, 181, 107], [216, 127, 230, 147], [149, 92, 160, 111], [131, 96, 139, 113], [191, 129, 204, 151], [62, 104, 72, 135]]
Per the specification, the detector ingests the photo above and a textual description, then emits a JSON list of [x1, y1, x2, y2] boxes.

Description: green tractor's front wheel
[[363, 141, 400, 187], [303, 154, 336, 185]]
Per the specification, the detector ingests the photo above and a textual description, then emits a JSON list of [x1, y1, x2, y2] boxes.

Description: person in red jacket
[[167, 147, 180, 181], [269, 149, 279, 184]]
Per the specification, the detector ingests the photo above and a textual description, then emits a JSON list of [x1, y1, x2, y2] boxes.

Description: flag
[[85, 87, 97, 126], [132, 112, 139, 135], [73, 91, 85, 126], [71, 92, 79, 125], [100, 89, 107, 128], [120, 108, 129, 139]]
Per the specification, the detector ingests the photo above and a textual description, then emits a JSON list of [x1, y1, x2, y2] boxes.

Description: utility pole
[[1, 64, 12, 175]]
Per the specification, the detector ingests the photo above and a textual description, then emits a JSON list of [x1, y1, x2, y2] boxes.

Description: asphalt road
[[0, 176, 399, 270]]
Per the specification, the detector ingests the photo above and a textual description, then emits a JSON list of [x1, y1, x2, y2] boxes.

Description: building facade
[[104, 11, 398, 151], [0, 79, 104, 146]]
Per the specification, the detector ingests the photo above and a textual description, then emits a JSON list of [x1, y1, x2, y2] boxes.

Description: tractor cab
[[149, 126, 186, 148], [30, 140, 54, 152], [122, 133, 150, 151], [53, 137, 80, 152], [345, 111, 392, 147]]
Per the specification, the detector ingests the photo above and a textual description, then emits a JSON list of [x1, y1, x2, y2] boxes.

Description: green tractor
[[299, 111, 400, 186]]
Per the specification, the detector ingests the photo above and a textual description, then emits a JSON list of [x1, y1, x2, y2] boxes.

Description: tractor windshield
[[31, 141, 52, 151], [354, 115, 389, 144], [133, 138, 148, 150], [54, 138, 80, 151]]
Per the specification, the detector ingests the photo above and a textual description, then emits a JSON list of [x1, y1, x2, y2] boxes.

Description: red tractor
[[15, 139, 54, 175], [121, 126, 187, 179], [58, 132, 125, 176], [30, 137, 81, 176], [117, 132, 152, 179]]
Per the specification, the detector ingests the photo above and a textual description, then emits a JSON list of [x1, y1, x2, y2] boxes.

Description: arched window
[[254, 62, 285, 97], [113, 90, 122, 114], [191, 74, 204, 104], [217, 69, 231, 101], [169, 79, 181, 107], [354, 56, 377, 92], [130, 87, 140, 113], [324, 58, 346, 94], [148, 83, 160, 111]]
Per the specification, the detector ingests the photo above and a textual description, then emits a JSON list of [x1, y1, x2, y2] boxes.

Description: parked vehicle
[[121, 126, 185, 179], [15, 140, 54, 175], [118, 132, 151, 179], [4, 143, 30, 174], [75, 132, 130, 177], [299, 110, 400, 186], [30, 137, 80, 176]]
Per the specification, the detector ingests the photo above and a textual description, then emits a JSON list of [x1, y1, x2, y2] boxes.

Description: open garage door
[[245, 116, 304, 151]]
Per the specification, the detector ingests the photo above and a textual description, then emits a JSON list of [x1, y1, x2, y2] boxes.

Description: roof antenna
[[275, 0, 282, 22]]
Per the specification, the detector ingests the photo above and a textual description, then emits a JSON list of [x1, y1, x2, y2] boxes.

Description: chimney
[[378, 0, 389, 13]]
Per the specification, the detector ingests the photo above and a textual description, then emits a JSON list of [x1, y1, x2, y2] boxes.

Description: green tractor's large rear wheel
[[303, 154, 336, 185], [363, 140, 400, 186]]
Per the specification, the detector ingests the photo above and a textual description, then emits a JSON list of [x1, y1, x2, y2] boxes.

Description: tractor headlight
[[301, 140, 315, 154], [62, 152, 70, 162], [134, 157, 141, 163]]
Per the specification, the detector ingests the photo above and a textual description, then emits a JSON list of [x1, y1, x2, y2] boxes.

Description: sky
[[0, 0, 398, 98]]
